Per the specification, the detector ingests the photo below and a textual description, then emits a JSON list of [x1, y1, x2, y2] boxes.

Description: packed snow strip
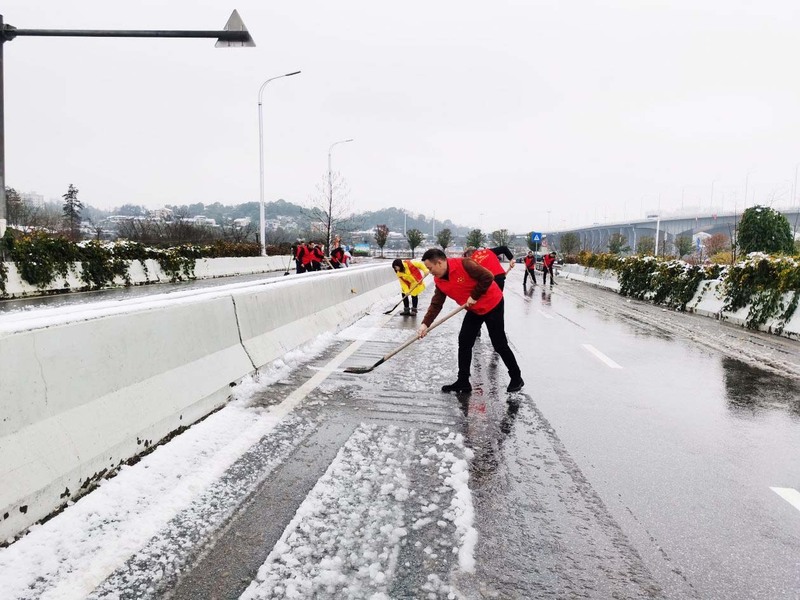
[[0, 333, 336, 600], [241, 424, 414, 600], [241, 426, 478, 600], [88, 415, 317, 600]]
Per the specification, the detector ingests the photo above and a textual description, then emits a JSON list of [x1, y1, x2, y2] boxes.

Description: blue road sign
[[530, 232, 542, 243]]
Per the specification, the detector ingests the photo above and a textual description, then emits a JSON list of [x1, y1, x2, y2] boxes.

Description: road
[[1, 269, 799, 599]]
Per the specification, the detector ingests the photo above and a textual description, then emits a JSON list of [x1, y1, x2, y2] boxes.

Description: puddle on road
[[722, 357, 800, 419]]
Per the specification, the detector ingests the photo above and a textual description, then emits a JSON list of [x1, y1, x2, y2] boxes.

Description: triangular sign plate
[[216, 10, 256, 47]]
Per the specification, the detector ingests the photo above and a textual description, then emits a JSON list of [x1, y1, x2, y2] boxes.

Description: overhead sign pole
[[0, 10, 254, 240]]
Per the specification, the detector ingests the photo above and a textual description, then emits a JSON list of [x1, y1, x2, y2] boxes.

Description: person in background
[[301, 241, 316, 272], [309, 242, 324, 271], [343, 246, 352, 267], [418, 248, 524, 393], [463, 245, 514, 291], [523, 251, 537, 287], [330, 240, 346, 269], [392, 258, 429, 315], [542, 251, 557, 286], [294, 239, 307, 274]]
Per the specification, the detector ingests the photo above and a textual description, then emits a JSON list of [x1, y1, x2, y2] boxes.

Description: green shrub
[[721, 253, 800, 331]]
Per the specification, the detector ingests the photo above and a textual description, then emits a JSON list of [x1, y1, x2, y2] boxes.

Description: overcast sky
[[4, 1, 800, 232]]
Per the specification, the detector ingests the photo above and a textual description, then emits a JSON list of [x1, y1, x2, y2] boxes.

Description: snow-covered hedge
[[576, 252, 800, 332], [0, 234, 266, 295]]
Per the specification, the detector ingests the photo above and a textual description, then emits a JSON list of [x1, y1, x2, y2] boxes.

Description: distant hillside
[[159, 199, 472, 237]]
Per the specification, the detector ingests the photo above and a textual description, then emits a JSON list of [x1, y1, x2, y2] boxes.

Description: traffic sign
[[530, 232, 542, 243]]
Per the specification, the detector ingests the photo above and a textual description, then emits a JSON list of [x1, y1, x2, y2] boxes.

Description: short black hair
[[391, 258, 404, 270], [421, 248, 447, 262]]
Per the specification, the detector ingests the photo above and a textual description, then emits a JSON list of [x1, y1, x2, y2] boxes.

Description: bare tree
[[307, 171, 358, 255], [705, 233, 729, 256]]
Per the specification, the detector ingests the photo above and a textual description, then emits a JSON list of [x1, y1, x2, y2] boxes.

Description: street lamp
[[258, 70, 301, 256], [0, 11, 254, 239], [326, 138, 353, 252]]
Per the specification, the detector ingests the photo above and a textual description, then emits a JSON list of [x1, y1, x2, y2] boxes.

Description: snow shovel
[[345, 303, 467, 374], [384, 273, 430, 315]]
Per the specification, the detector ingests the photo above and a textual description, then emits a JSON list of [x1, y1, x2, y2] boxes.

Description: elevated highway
[[546, 208, 800, 253]]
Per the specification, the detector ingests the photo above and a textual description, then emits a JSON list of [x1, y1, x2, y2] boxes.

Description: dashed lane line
[[770, 487, 800, 513], [582, 344, 623, 369]]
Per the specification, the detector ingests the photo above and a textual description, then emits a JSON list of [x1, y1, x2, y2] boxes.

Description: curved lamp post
[[258, 70, 300, 256]]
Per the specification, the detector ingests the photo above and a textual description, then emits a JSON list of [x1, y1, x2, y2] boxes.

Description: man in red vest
[[523, 251, 537, 286], [463, 245, 514, 290], [417, 248, 524, 393], [542, 251, 557, 286]]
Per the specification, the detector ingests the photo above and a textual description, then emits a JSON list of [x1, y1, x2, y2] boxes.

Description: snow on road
[[242, 425, 475, 600], [0, 336, 333, 599]]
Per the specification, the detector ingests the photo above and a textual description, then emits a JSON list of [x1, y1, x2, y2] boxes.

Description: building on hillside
[[148, 208, 174, 221], [20, 191, 45, 208]]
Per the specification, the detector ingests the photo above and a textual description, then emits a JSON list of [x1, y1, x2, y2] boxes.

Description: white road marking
[[770, 487, 800, 513], [537, 310, 553, 320], [582, 344, 623, 369]]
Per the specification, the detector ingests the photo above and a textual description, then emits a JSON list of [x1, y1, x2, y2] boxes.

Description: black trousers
[[402, 295, 419, 310], [542, 264, 554, 284], [295, 260, 305, 274], [457, 299, 521, 381], [523, 268, 537, 285]]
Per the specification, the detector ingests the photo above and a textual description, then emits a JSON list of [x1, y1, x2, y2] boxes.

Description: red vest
[[301, 245, 315, 266], [471, 248, 505, 277], [543, 254, 555, 267], [404, 260, 424, 282], [434, 258, 502, 315], [524, 255, 536, 269]]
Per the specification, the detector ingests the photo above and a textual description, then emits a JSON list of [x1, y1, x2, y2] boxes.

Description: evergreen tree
[[405, 228, 424, 258], [374, 224, 389, 257], [436, 228, 453, 251], [560, 232, 580, 255], [465, 229, 484, 249], [62, 184, 83, 241], [738, 205, 794, 255]]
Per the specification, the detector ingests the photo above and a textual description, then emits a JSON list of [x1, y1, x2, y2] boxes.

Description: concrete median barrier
[[0, 265, 396, 541], [1, 256, 292, 298]]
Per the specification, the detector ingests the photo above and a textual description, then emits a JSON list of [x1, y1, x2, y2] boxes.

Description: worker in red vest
[[330, 245, 346, 268], [542, 251, 557, 286], [417, 248, 524, 393], [523, 251, 537, 287], [294, 240, 308, 274], [300, 241, 316, 272], [392, 258, 429, 315], [308, 242, 324, 271], [463, 245, 514, 290]]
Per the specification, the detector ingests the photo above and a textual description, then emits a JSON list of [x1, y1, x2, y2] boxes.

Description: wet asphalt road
[[9, 267, 800, 599], [171, 269, 800, 598]]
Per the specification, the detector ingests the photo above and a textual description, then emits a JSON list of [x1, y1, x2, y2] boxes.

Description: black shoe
[[400, 308, 411, 316], [411, 308, 418, 315], [442, 380, 472, 393], [506, 376, 524, 392]]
